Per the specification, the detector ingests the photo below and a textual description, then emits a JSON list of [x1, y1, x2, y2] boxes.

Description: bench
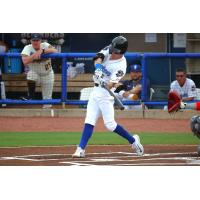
[[2, 73, 130, 93]]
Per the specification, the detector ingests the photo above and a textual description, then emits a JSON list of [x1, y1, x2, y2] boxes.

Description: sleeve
[[93, 46, 110, 62], [110, 68, 126, 83], [21, 46, 30, 56], [99, 46, 110, 57], [188, 80, 197, 98]]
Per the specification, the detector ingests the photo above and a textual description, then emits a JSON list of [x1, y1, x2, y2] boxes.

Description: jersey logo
[[116, 70, 124, 77], [101, 65, 111, 76]]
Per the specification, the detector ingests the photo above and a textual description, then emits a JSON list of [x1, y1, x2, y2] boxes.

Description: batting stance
[[72, 36, 144, 158], [21, 33, 58, 108]]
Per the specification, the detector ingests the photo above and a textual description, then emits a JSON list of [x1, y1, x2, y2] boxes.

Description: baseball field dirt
[[0, 117, 192, 132], [0, 117, 199, 166]]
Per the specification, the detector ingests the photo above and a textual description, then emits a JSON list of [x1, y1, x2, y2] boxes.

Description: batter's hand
[[99, 79, 107, 87], [94, 68, 103, 80]]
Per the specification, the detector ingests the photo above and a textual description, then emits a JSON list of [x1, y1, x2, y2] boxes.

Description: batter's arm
[[94, 58, 103, 65], [107, 82, 116, 89], [93, 52, 105, 65]]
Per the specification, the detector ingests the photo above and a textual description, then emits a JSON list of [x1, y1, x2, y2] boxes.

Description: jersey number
[[45, 62, 51, 71]]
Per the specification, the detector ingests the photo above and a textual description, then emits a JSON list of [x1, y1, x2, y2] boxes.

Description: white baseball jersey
[[85, 47, 127, 131], [92, 47, 127, 98], [170, 78, 197, 99], [21, 42, 52, 75]]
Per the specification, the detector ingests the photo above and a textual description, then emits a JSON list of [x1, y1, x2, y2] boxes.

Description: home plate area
[[0, 145, 199, 166]]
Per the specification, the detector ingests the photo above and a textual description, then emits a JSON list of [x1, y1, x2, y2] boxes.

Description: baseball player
[[170, 68, 197, 101], [21, 33, 58, 108], [72, 36, 144, 158], [114, 63, 150, 110]]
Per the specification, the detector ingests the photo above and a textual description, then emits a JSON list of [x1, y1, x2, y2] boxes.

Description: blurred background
[[0, 33, 200, 102]]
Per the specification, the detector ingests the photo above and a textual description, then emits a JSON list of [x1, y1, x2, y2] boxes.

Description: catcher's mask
[[190, 115, 200, 139]]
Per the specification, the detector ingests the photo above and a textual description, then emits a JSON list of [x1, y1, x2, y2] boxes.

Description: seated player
[[170, 68, 197, 101], [114, 63, 150, 110]]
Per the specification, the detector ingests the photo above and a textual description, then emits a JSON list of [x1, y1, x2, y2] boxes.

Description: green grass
[[0, 132, 199, 147]]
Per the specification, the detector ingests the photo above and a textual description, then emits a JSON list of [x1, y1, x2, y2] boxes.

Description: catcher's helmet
[[109, 36, 128, 54], [190, 115, 200, 139]]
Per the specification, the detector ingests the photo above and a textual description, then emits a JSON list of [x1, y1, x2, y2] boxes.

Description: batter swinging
[[72, 36, 144, 158]]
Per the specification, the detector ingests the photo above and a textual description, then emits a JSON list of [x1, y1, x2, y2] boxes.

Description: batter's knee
[[104, 121, 117, 132], [85, 118, 97, 127]]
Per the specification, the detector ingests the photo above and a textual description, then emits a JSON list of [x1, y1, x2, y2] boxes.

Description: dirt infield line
[[7, 151, 198, 166], [0, 145, 199, 166], [0, 144, 197, 149]]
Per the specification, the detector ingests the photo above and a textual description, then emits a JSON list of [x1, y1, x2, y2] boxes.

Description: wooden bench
[[2, 73, 130, 93]]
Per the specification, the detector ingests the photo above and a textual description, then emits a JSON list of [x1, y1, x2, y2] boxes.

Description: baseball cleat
[[132, 134, 144, 156], [72, 147, 85, 158]]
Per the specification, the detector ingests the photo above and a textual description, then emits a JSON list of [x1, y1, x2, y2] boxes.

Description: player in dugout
[[21, 33, 58, 108], [170, 68, 197, 101], [114, 62, 150, 110]]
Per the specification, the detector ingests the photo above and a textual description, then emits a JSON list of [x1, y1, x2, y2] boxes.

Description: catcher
[[168, 90, 200, 155], [190, 116, 200, 155], [167, 91, 200, 113]]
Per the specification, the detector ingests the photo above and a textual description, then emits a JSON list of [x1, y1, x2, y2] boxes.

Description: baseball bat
[[103, 84, 125, 110]]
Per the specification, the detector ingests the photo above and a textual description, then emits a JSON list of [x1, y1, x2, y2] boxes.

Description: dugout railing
[[0, 52, 200, 107]]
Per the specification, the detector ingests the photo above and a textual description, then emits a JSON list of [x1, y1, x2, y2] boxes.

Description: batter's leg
[[79, 93, 101, 149], [98, 98, 135, 144], [99, 98, 144, 155], [72, 94, 101, 157]]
